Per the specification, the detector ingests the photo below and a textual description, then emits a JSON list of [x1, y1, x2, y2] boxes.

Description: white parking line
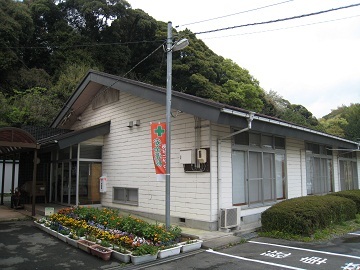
[[206, 249, 306, 270], [249, 240, 360, 260]]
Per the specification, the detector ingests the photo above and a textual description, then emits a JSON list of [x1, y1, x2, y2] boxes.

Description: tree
[[319, 117, 348, 138], [7, 87, 58, 126], [342, 103, 360, 141], [50, 63, 93, 106], [320, 103, 360, 141], [0, 0, 34, 93]]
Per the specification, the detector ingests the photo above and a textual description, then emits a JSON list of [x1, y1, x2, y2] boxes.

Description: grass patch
[[259, 214, 360, 242]]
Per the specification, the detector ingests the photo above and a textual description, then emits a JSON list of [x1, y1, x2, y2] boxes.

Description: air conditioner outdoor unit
[[220, 207, 240, 229]]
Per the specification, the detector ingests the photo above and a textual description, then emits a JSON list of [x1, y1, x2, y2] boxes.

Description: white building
[[1, 70, 358, 231]]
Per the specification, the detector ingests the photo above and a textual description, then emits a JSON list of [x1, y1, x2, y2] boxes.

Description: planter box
[[77, 239, 96, 253], [41, 225, 52, 235], [158, 245, 181, 259], [48, 228, 59, 238], [58, 233, 68, 242], [89, 244, 112, 261], [130, 253, 158, 265], [180, 240, 203, 253], [66, 237, 79, 248], [112, 249, 131, 263], [33, 221, 44, 230]]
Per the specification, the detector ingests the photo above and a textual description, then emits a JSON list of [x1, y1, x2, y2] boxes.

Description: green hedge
[[261, 195, 356, 236], [330, 190, 360, 213]]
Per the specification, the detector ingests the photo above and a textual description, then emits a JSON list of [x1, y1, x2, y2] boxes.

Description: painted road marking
[[206, 249, 306, 270], [249, 240, 360, 260]]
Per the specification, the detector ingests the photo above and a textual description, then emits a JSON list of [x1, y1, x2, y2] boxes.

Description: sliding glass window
[[339, 151, 358, 191], [232, 132, 286, 206], [305, 143, 333, 195]]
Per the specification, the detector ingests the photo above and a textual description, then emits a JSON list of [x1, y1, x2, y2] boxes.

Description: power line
[[194, 3, 360, 35], [177, 0, 294, 28], [200, 14, 360, 40], [1, 39, 164, 50], [122, 41, 166, 77], [63, 41, 167, 121]]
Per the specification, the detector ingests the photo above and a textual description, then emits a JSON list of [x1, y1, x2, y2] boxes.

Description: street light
[[165, 21, 189, 229]]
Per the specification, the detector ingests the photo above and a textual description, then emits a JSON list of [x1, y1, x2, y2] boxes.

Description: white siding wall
[[0, 161, 19, 193], [286, 138, 305, 199], [71, 91, 213, 222], [211, 124, 232, 210]]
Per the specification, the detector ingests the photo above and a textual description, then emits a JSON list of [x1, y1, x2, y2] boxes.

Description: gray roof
[[51, 70, 359, 149]]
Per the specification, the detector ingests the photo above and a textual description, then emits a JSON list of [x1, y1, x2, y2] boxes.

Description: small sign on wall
[[45, 207, 54, 216]]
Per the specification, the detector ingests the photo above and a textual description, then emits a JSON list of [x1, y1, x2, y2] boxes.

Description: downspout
[[217, 112, 254, 229]]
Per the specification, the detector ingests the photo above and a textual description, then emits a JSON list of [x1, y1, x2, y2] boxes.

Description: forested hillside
[[0, 0, 358, 141]]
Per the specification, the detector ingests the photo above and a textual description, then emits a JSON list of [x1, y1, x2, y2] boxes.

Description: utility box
[[179, 149, 194, 164], [197, 149, 207, 163]]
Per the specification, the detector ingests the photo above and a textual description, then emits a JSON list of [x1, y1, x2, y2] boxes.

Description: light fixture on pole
[[165, 21, 189, 230]]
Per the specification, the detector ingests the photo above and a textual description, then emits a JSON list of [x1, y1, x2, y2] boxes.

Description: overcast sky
[[128, 0, 360, 118]]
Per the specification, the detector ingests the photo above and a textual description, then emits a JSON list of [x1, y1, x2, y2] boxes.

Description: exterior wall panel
[[70, 91, 213, 224], [285, 138, 304, 199]]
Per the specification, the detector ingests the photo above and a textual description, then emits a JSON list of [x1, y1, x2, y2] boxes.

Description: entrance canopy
[[0, 122, 110, 214], [0, 127, 39, 155]]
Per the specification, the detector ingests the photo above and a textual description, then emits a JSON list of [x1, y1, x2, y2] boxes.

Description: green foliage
[[330, 190, 360, 213], [7, 87, 59, 126], [132, 244, 158, 256], [261, 195, 356, 236], [320, 103, 360, 141], [319, 117, 348, 138], [0, 0, 355, 135]]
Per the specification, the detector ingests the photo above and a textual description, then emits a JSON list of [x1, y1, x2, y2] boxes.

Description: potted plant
[[78, 239, 96, 253], [58, 226, 70, 242], [85, 234, 97, 243], [157, 243, 181, 259], [130, 244, 159, 265], [77, 227, 86, 239], [112, 245, 131, 263], [48, 222, 59, 237], [180, 238, 203, 253], [89, 244, 112, 261], [34, 217, 46, 230], [100, 239, 112, 248], [66, 230, 80, 248]]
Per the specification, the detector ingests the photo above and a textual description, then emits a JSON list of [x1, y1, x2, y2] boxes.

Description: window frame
[[232, 131, 286, 207], [113, 187, 139, 206], [305, 142, 333, 195]]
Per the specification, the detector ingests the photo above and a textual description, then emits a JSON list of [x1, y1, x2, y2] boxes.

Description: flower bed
[[35, 206, 189, 264]]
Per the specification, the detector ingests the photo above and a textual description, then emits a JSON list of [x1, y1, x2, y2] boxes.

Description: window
[[305, 142, 333, 195], [113, 187, 138, 205], [339, 157, 358, 191], [232, 132, 286, 206], [80, 145, 102, 159], [234, 131, 285, 150]]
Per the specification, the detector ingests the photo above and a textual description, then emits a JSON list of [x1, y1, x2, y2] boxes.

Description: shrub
[[261, 195, 356, 236], [330, 190, 360, 213]]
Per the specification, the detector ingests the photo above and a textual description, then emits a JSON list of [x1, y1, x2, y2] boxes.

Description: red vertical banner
[[151, 122, 166, 180]]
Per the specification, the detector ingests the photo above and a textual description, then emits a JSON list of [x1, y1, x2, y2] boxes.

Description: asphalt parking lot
[[2, 220, 360, 270], [144, 233, 360, 270], [0, 220, 123, 270]]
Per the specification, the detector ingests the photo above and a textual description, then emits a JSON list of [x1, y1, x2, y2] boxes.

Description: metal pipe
[[216, 112, 254, 229], [165, 21, 173, 230]]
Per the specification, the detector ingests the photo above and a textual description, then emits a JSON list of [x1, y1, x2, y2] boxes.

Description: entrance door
[[79, 162, 101, 205]]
